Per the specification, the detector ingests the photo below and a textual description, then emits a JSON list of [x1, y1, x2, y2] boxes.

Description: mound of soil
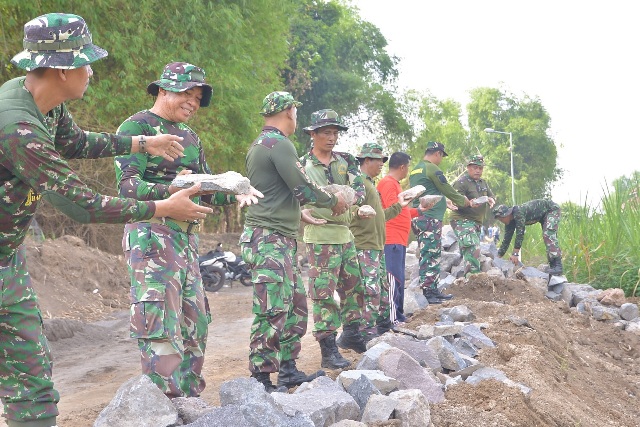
[[2, 238, 639, 427]]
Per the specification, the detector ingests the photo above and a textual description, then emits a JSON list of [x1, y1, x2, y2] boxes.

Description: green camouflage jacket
[[499, 199, 559, 255]]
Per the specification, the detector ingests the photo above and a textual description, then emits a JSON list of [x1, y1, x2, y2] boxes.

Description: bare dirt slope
[[2, 234, 639, 427]]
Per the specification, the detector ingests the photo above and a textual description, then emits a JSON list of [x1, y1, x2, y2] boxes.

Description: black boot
[[336, 323, 367, 353], [422, 288, 443, 304], [251, 372, 287, 393], [434, 288, 454, 300], [376, 317, 393, 335], [277, 359, 325, 388], [548, 257, 563, 276], [319, 334, 351, 369]]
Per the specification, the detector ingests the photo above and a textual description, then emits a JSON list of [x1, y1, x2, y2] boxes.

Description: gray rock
[[424, 336, 466, 371], [43, 318, 85, 342], [407, 241, 418, 255], [273, 376, 360, 427], [441, 225, 457, 250], [432, 323, 464, 337], [361, 394, 399, 423], [345, 374, 381, 417], [172, 397, 215, 424], [171, 171, 251, 194], [183, 405, 314, 427], [377, 347, 444, 403], [452, 337, 479, 357], [93, 375, 179, 427], [404, 288, 428, 315], [591, 305, 621, 321], [440, 251, 462, 273], [564, 284, 601, 307], [492, 257, 515, 277], [337, 370, 399, 395], [217, 377, 313, 426], [619, 303, 639, 321], [486, 267, 504, 278], [439, 305, 476, 322], [460, 324, 495, 349], [519, 266, 549, 279], [388, 389, 432, 426], [450, 264, 466, 278], [328, 421, 367, 427], [358, 342, 393, 369], [466, 367, 532, 397], [545, 290, 562, 301], [365, 334, 441, 371], [438, 273, 456, 289]]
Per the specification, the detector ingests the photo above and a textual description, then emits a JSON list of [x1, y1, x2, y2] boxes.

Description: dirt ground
[[2, 233, 640, 426]]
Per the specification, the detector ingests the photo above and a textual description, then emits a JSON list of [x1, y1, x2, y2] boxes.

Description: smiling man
[[114, 62, 260, 399]]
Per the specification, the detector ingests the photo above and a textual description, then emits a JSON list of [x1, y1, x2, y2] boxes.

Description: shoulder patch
[[410, 168, 423, 176], [435, 170, 448, 184]]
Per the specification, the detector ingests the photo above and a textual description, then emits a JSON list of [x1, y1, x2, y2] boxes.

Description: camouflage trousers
[[451, 218, 482, 274], [306, 241, 365, 341], [123, 222, 211, 398], [0, 245, 59, 423], [542, 206, 562, 259], [410, 215, 443, 291], [356, 249, 390, 336], [240, 227, 307, 374]]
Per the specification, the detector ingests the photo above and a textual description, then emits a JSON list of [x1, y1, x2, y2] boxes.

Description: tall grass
[[523, 183, 639, 295]]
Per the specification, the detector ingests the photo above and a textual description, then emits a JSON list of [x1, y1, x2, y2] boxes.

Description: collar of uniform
[[306, 150, 340, 166], [261, 125, 285, 136]]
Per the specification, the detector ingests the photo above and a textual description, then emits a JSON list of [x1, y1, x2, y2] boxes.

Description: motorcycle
[[199, 243, 252, 292]]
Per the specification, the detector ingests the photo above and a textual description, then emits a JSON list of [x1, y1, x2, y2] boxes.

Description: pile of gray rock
[[94, 302, 527, 427], [402, 225, 640, 336]]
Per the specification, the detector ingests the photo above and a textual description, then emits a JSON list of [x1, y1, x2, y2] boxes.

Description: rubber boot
[[277, 359, 326, 388], [434, 287, 454, 300], [422, 288, 443, 304], [336, 323, 367, 353], [251, 372, 287, 393], [548, 257, 563, 276], [319, 334, 351, 369]]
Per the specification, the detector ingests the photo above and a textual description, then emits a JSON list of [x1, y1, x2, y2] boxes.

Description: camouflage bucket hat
[[425, 141, 448, 157], [147, 62, 213, 107], [11, 13, 108, 71], [468, 154, 485, 166], [356, 142, 388, 163], [260, 91, 302, 116], [303, 109, 349, 134], [492, 204, 513, 218]]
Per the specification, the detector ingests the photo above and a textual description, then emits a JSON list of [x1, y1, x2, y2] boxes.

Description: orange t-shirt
[[377, 175, 418, 246]]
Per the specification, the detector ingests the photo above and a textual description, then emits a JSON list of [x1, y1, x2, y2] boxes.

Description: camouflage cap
[[492, 204, 513, 218], [303, 109, 349, 134], [356, 142, 388, 163], [468, 154, 485, 166], [425, 141, 448, 157], [260, 91, 302, 116], [147, 62, 213, 107], [11, 13, 108, 71]]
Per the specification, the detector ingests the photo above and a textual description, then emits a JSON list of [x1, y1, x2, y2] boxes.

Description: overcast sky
[[351, 0, 640, 205]]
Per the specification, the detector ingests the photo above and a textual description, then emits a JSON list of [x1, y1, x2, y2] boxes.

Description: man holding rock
[[0, 14, 212, 427], [450, 155, 495, 276], [242, 93, 347, 392], [300, 109, 368, 369], [350, 143, 410, 340], [115, 62, 261, 398], [409, 142, 470, 304], [492, 199, 563, 275]]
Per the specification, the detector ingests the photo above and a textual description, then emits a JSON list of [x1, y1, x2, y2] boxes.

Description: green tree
[[467, 87, 562, 203], [285, 0, 411, 150]]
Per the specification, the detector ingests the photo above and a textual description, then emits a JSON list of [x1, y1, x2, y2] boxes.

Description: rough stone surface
[[404, 288, 428, 315], [440, 251, 462, 274], [377, 347, 444, 403], [419, 194, 442, 210], [272, 376, 360, 427], [359, 342, 394, 369], [327, 421, 367, 427], [460, 324, 495, 349], [94, 375, 179, 427], [323, 184, 357, 206], [171, 171, 250, 194], [345, 374, 381, 416], [337, 370, 399, 395], [388, 389, 432, 426], [357, 205, 376, 217], [366, 333, 441, 371], [619, 303, 640, 321], [398, 185, 425, 201], [172, 397, 215, 424], [597, 288, 626, 306], [360, 394, 399, 423], [424, 336, 466, 371], [439, 305, 476, 322]]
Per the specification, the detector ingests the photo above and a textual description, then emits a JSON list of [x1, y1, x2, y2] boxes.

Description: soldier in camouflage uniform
[[493, 199, 564, 275], [409, 142, 470, 304], [242, 92, 347, 392], [450, 155, 495, 275], [0, 14, 212, 427], [114, 62, 261, 398], [300, 109, 368, 368], [350, 143, 408, 341]]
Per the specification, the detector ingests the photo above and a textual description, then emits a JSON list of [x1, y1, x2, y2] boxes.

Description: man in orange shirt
[[377, 152, 418, 326]]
